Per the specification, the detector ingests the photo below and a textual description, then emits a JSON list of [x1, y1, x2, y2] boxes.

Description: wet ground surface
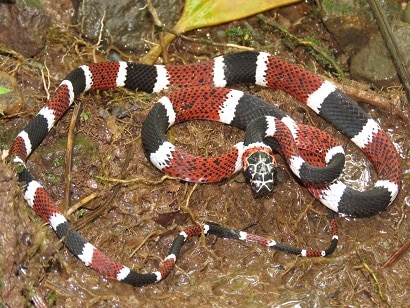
[[1, 1, 410, 307]]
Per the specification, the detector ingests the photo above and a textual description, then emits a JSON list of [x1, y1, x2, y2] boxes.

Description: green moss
[[37, 135, 99, 185], [44, 171, 62, 185], [38, 135, 98, 163], [47, 292, 57, 306], [321, 0, 356, 15], [225, 26, 254, 47], [73, 135, 99, 160], [22, 0, 44, 10]]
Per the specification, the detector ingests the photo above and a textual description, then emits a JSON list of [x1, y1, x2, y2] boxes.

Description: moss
[[321, 0, 357, 15], [22, 0, 44, 10], [225, 26, 254, 47], [37, 134, 99, 185]]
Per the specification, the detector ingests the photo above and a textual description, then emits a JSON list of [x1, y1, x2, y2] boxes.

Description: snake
[[8, 51, 402, 286]]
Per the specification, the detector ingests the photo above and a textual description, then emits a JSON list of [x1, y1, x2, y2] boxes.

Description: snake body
[[9, 51, 402, 286]]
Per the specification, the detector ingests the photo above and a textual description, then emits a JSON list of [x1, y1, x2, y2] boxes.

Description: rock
[[350, 22, 410, 88], [319, 0, 402, 54], [0, 0, 50, 57], [76, 0, 182, 54], [319, 0, 409, 88], [349, 33, 398, 88], [320, 0, 378, 54], [0, 71, 24, 115]]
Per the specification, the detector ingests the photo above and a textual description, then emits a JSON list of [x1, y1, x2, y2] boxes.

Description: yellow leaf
[[174, 0, 302, 33]]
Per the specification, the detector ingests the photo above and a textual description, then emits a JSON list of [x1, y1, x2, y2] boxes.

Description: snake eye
[[243, 150, 277, 195]]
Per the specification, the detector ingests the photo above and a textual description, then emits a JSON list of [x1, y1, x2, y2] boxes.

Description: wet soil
[[1, 1, 410, 307]]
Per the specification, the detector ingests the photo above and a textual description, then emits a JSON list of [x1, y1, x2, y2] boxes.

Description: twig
[[257, 14, 344, 77], [146, 0, 169, 63], [336, 81, 410, 124], [96, 174, 175, 185], [71, 144, 135, 230], [66, 192, 99, 217], [161, 26, 255, 51], [129, 230, 163, 258], [355, 249, 390, 306], [181, 183, 199, 224], [383, 239, 410, 267], [40, 53, 51, 99], [92, 10, 106, 63], [63, 103, 82, 213]]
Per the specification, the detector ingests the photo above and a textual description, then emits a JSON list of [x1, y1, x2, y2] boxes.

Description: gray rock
[[350, 21, 410, 88], [320, 0, 378, 54], [319, 0, 408, 87], [76, 0, 182, 53], [350, 33, 399, 88], [0, 0, 50, 57]]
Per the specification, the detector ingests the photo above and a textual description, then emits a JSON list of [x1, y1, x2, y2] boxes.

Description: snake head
[[243, 147, 277, 195]]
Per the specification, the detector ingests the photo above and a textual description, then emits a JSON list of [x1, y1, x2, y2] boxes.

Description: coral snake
[[8, 51, 402, 286]]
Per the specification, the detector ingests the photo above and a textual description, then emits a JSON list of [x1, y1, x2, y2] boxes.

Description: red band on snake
[[8, 51, 402, 286]]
